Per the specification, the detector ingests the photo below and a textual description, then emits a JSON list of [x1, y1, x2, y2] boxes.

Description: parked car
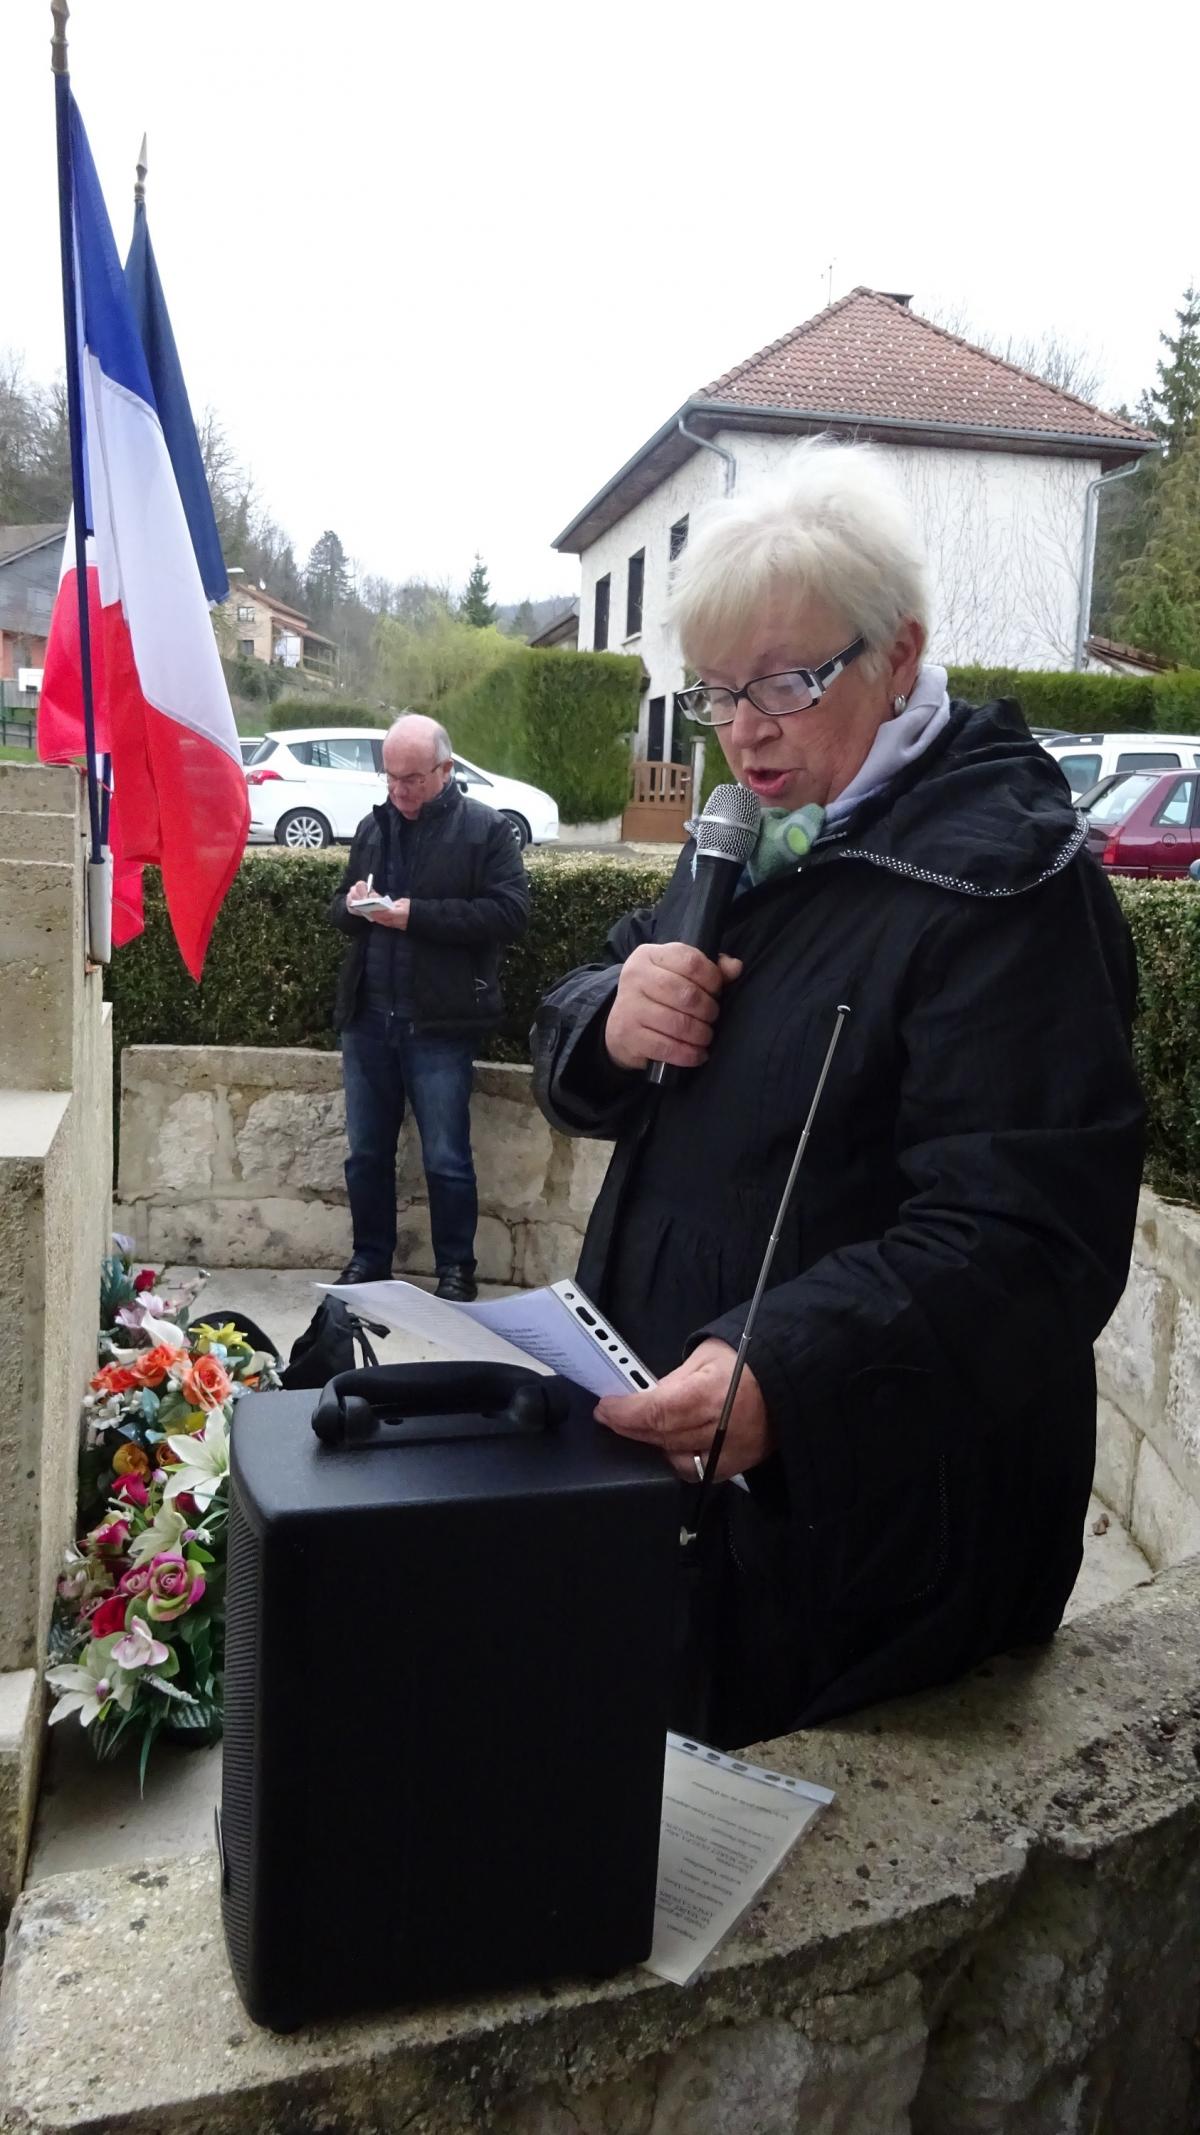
[[1040, 732, 1200, 799], [238, 737, 263, 766], [243, 728, 560, 850], [1079, 767, 1200, 878]]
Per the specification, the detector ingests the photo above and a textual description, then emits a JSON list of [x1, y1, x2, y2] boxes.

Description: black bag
[[278, 1296, 386, 1390]]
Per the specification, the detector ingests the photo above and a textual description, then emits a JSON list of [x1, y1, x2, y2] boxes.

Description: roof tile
[[700, 289, 1152, 445]]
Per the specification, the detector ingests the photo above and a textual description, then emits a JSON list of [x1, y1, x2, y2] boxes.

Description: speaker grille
[[220, 1491, 261, 1983]]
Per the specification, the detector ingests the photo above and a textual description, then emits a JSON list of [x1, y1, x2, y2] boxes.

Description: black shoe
[[337, 1255, 392, 1285], [435, 1266, 478, 1303]]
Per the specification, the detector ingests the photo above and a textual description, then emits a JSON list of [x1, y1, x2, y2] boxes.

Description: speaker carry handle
[[311, 1359, 570, 1449]]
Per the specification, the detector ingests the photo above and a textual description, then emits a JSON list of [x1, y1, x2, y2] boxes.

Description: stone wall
[[116, 1047, 611, 1285], [0, 764, 112, 1915], [6, 1561, 1200, 2133], [1094, 1188, 1200, 1568]]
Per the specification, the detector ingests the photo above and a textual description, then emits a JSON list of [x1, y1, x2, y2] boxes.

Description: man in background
[[330, 713, 529, 1301]]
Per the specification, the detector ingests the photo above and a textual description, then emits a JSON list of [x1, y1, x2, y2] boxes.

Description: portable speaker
[[218, 1360, 680, 2031]]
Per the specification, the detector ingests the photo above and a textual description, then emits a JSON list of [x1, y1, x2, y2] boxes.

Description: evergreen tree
[[1148, 288, 1200, 455], [305, 528, 351, 624], [508, 598, 537, 640], [1115, 434, 1200, 666], [459, 554, 497, 628]]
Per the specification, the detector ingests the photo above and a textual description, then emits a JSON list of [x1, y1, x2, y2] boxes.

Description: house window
[[237, 605, 256, 622], [238, 638, 255, 657], [593, 574, 610, 651], [626, 550, 645, 638], [669, 516, 689, 561]]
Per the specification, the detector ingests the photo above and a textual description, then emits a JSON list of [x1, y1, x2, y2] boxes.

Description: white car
[[244, 727, 559, 850], [1040, 731, 1200, 799]]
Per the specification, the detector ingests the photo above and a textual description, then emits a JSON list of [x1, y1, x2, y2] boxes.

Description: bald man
[[329, 714, 530, 1301]]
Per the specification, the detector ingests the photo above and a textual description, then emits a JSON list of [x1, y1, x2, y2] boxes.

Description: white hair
[[385, 712, 453, 763], [666, 437, 929, 672]]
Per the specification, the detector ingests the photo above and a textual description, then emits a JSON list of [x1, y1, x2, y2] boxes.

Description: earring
[[893, 694, 908, 713]]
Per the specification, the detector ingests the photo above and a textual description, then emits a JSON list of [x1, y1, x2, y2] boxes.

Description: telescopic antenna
[[684, 1002, 850, 1543]]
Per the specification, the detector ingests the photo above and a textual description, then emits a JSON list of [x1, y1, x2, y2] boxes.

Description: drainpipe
[[678, 414, 737, 495], [1074, 460, 1149, 671]]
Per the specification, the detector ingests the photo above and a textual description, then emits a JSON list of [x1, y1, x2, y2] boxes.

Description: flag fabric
[[38, 95, 246, 979], [125, 195, 228, 605]]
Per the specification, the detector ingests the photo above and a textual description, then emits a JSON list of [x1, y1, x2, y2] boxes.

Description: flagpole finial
[[50, 0, 69, 75], [135, 134, 148, 205]]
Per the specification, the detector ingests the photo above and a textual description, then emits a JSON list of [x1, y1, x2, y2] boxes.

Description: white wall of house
[[575, 433, 1100, 755]]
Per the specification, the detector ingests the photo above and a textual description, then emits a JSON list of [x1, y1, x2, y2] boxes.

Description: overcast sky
[[6, 0, 1198, 604]]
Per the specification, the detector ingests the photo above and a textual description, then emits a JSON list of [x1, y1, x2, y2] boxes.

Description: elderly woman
[[533, 439, 1144, 1749]]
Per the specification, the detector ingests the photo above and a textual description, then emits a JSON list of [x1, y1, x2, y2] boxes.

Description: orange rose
[[129, 1343, 183, 1389], [112, 1441, 151, 1479], [90, 1363, 140, 1395], [180, 1353, 233, 1411]]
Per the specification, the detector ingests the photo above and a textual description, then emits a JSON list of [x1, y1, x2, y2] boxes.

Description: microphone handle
[[647, 857, 741, 1089]]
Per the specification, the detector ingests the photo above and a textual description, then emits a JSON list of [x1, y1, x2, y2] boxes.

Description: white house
[[553, 289, 1155, 763]]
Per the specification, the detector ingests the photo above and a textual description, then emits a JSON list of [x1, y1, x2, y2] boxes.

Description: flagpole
[[51, 0, 111, 961]]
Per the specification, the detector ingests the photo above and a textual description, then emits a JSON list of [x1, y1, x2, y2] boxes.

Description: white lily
[[164, 1408, 230, 1509], [142, 1316, 188, 1351], [126, 1502, 187, 1567], [47, 1639, 135, 1729]]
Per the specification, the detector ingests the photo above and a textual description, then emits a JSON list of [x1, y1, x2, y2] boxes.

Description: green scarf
[[744, 802, 826, 886]]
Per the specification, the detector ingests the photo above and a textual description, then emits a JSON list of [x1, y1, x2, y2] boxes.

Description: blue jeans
[[341, 1011, 478, 1271]]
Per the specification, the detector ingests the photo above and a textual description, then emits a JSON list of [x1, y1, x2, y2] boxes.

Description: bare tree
[[919, 306, 1105, 407]]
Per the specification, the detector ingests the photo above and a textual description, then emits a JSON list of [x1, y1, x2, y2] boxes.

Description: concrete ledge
[[5, 1563, 1200, 2133], [0, 1672, 40, 1928]]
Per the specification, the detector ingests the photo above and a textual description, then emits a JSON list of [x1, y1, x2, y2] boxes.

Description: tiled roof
[[700, 289, 1152, 446]]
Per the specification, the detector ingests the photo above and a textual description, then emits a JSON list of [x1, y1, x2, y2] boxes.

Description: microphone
[[647, 783, 762, 1088]]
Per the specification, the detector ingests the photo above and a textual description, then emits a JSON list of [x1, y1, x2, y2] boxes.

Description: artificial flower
[[129, 1344, 183, 1390], [47, 1637, 134, 1728], [179, 1354, 232, 1412], [164, 1410, 230, 1510], [118, 1563, 153, 1597], [87, 1517, 131, 1557], [127, 1503, 188, 1567], [112, 1617, 171, 1670], [90, 1362, 141, 1396], [134, 1269, 158, 1293], [113, 1442, 152, 1479], [190, 1321, 249, 1352], [112, 1474, 150, 1508], [142, 1316, 189, 1351], [89, 1593, 129, 1639], [146, 1550, 207, 1622]]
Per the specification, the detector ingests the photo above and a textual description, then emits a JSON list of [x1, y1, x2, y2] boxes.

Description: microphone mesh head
[[695, 783, 763, 864]]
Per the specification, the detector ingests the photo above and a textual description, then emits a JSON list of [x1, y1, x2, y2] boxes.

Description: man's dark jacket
[[330, 783, 529, 1033], [532, 701, 1145, 1748]]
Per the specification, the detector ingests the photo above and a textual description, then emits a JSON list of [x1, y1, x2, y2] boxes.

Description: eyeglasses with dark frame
[[675, 636, 868, 728]]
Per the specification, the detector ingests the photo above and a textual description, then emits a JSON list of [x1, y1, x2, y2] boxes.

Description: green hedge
[[442, 648, 641, 822], [107, 856, 1200, 1205], [1113, 881, 1200, 1205], [943, 665, 1200, 735], [262, 697, 390, 731]]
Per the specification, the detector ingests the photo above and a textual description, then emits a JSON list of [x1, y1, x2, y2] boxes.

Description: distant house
[[553, 289, 1155, 763], [529, 599, 579, 651], [0, 523, 66, 688], [219, 582, 338, 681]]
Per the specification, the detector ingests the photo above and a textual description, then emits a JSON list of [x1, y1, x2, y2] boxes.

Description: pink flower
[[113, 1619, 170, 1670], [145, 1551, 206, 1622], [88, 1517, 131, 1557], [118, 1564, 153, 1597], [112, 1474, 150, 1508]]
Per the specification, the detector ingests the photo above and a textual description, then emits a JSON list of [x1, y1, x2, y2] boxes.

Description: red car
[[1080, 767, 1200, 878]]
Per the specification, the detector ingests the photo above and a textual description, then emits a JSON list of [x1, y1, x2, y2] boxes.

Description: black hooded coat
[[532, 702, 1145, 1747]]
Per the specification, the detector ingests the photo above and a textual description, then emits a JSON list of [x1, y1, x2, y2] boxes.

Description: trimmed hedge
[[943, 665, 1200, 736], [261, 697, 390, 731], [441, 648, 641, 822], [107, 855, 1200, 1205], [1113, 880, 1200, 1206]]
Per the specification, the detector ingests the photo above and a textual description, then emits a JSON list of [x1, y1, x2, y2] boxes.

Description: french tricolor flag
[[38, 95, 247, 979]]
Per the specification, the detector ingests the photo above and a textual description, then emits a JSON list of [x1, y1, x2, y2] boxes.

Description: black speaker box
[[218, 1362, 679, 2031]]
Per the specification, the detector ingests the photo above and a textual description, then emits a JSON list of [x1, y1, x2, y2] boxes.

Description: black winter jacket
[[330, 784, 529, 1034], [532, 701, 1145, 1748]]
